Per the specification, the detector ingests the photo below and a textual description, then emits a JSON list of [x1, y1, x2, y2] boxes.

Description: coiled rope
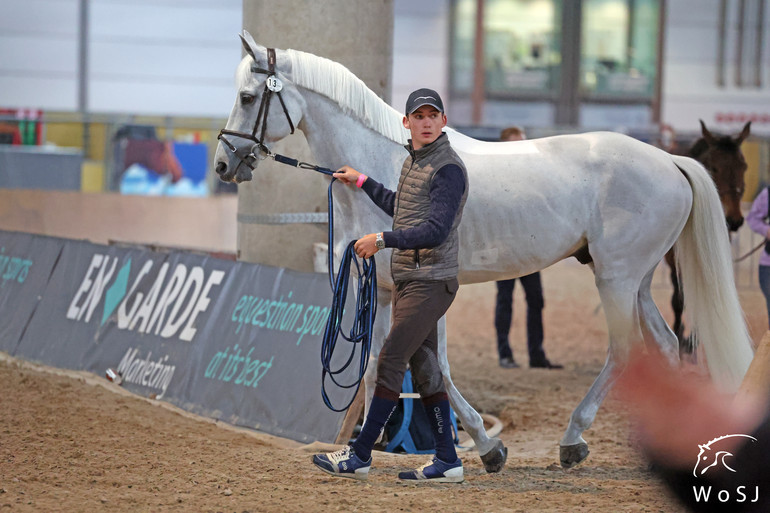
[[310, 174, 377, 412]]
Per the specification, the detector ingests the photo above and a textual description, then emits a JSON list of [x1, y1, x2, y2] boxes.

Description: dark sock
[[422, 392, 457, 463], [351, 386, 398, 461]]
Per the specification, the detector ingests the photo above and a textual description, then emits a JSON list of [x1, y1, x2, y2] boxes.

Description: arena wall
[[0, 189, 237, 253]]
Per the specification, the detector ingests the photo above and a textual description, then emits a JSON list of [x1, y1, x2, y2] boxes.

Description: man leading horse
[[312, 88, 469, 483]]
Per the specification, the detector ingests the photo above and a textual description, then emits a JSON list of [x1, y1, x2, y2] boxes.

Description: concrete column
[[237, 0, 394, 271]]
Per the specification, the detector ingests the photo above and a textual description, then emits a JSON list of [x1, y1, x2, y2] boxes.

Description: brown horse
[[665, 120, 751, 349]]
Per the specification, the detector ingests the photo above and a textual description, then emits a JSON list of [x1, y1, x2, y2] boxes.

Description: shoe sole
[[313, 462, 369, 481], [399, 468, 464, 484], [399, 476, 464, 484]]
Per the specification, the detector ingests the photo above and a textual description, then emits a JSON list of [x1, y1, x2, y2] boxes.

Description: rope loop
[[320, 179, 377, 412]]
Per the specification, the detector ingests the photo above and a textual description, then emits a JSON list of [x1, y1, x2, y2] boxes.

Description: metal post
[[78, 0, 90, 160], [652, 0, 666, 124], [471, 0, 485, 125], [556, 0, 581, 126]]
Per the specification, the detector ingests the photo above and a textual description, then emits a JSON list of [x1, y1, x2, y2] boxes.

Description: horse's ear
[[700, 119, 717, 145], [239, 30, 263, 63], [736, 121, 751, 145]]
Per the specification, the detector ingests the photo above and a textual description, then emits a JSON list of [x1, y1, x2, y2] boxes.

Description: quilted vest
[[391, 132, 468, 282]]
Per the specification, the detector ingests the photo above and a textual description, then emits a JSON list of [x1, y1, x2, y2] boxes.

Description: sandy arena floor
[[1, 258, 767, 512]]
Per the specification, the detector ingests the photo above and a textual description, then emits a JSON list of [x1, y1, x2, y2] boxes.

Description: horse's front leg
[[437, 316, 508, 473]]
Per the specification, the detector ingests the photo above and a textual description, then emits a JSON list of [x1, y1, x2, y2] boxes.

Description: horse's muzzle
[[727, 216, 744, 232]]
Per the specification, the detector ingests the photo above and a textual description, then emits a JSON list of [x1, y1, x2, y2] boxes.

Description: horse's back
[[451, 130, 693, 283]]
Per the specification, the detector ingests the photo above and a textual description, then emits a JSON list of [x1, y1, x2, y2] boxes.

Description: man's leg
[[313, 279, 456, 479], [520, 272, 545, 363], [398, 280, 463, 483], [410, 339, 457, 464], [520, 272, 561, 369], [494, 279, 516, 366]]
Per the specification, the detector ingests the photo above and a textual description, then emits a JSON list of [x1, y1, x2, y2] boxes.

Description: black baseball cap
[[405, 88, 444, 115]]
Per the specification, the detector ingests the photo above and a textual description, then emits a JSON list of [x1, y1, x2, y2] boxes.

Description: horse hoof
[[560, 443, 590, 469], [480, 438, 508, 473]]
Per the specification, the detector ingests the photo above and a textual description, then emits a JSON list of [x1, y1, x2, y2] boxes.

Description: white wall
[[391, 0, 451, 116], [662, 0, 770, 136], [0, 0, 242, 117], [0, 0, 81, 111]]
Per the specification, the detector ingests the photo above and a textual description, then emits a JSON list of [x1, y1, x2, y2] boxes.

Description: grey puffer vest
[[391, 133, 468, 282]]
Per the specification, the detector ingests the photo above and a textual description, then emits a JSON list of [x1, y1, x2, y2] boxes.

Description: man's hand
[[354, 233, 379, 259], [333, 165, 364, 186]]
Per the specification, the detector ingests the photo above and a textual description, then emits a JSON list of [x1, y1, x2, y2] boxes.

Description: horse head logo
[[693, 434, 757, 477]]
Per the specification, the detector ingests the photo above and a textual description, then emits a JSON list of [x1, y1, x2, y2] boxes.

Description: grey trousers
[[375, 277, 458, 396]]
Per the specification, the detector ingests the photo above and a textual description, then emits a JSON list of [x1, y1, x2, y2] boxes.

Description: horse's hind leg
[[664, 249, 687, 349], [437, 317, 508, 473], [559, 275, 642, 469], [638, 265, 679, 365]]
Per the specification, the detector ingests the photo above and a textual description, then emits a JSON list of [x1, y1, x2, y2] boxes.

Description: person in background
[[747, 185, 770, 328], [494, 126, 562, 370], [658, 123, 680, 154]]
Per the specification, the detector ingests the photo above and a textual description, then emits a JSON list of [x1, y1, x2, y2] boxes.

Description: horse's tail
[[671, 155, 754, 391]]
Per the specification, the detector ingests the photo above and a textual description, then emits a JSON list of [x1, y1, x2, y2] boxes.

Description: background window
[[483, 0, 562, 96], [581, 0, 659, 99], [451, 0, 478, 95]]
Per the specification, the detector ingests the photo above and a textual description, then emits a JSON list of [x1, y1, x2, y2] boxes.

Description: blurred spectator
[[747, 186, 770, 328]]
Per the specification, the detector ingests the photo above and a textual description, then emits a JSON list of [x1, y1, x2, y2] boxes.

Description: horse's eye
[[241, 94, 256, 106]]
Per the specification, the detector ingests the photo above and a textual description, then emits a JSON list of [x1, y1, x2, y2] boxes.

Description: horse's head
[[215, 31, 306, 183], [691, 119, 751, 232]]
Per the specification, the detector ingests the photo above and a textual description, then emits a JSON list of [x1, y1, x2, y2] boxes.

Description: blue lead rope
[[265, 151, 377, 412], [320, 239, 377, 412], [319, 176, 377, 412]]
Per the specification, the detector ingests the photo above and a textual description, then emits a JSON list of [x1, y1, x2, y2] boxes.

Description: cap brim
[[407, 102, 443, 114]]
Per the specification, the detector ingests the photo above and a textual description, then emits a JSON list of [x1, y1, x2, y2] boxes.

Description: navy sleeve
[[360, 176, 395, 217], [382, 164, 465, 249]]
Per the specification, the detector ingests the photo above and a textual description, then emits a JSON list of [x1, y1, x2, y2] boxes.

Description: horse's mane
[[285, 49, 409, 145]]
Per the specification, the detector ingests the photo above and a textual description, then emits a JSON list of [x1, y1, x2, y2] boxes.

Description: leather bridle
[[217, 48, 296, 170]]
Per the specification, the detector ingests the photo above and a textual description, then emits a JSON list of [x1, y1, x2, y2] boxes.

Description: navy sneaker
[[398, 457, 464, 483], [312, 445, 371, 481]]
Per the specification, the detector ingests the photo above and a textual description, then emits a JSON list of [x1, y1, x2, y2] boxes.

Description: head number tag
[[266, 76, 283, 92]]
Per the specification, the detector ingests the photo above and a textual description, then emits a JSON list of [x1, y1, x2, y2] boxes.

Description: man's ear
[[441, 113, 447, 127], [402, 115, 410, 129]]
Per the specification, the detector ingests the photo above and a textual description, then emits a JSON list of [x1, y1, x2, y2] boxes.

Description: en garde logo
[[691, 433, 759, 505], [66, 254, 225, 342]]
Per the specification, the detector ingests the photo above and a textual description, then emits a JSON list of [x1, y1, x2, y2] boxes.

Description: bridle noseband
[[217, 47, 296, 169]]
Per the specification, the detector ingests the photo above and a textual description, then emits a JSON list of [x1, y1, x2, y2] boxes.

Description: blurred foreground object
[[615, 341, 770, 512]]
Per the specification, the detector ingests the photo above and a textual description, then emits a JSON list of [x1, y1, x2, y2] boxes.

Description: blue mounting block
[[384, 369, 459, 454]]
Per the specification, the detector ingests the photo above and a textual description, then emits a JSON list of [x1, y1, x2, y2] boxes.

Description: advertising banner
[[183, 262, 352, 443], [14, 237, 352, 443], [0, 231, 64, 354], [15, 240, 168, 370]]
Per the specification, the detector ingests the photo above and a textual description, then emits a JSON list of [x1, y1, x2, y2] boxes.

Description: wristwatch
[[375, 232, 385, 250]]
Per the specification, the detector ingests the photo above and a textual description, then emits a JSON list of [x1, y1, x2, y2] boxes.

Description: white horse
[[215, 32, 754, 470]]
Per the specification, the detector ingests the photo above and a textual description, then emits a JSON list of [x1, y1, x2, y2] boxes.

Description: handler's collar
[[406, 132, 449, 160]]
